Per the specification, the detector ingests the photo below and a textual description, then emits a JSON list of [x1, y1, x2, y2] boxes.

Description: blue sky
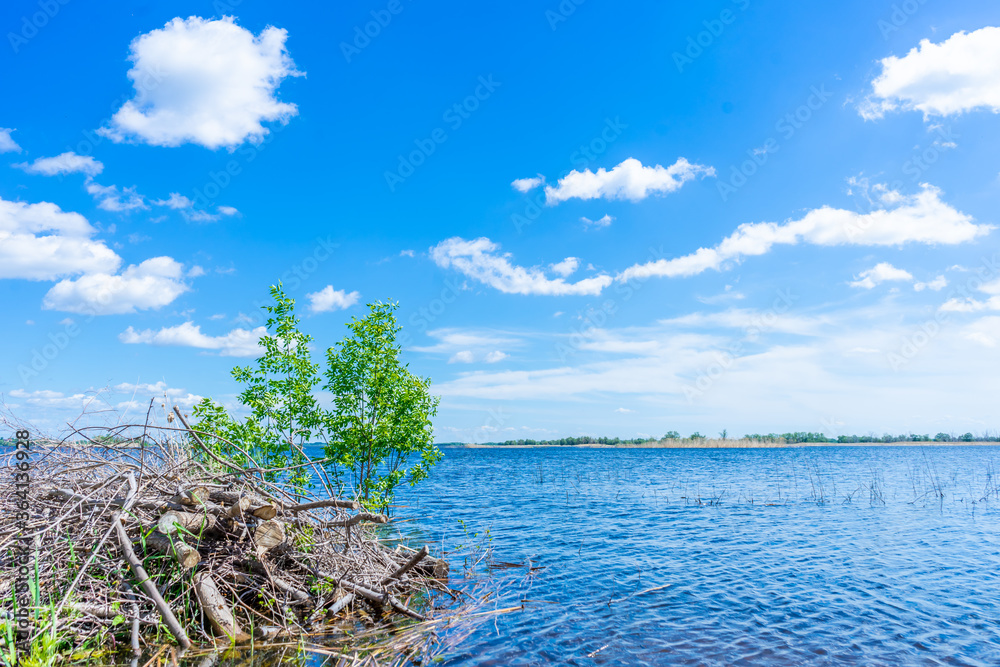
[[3, 0, 1000, 441]]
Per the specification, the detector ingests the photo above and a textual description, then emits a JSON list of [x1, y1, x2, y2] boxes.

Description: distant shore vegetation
[[439, 430, 1000, 448]]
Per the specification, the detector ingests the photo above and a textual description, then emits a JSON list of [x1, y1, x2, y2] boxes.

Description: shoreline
[[447, 440, 1000, 449]]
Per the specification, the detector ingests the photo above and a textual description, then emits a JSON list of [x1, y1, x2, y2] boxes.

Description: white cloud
[[511, 175, 543, 192], [448, 349, 509, 364], [307, 285, 361, 313], [850, 262, 914, 289], [862, 26, 1000, 119], [153, 193, 238, 221], [618, 185, 990, 282], [914, 275, 948, 291], [615, 407, 635, 414], [187, 265, 206, 277], [0, 196, 121, 280], [100, 16, 303, 149], [415, 329, 515, 365], [430, 237, 612, 296], [8, 389, 94, 409], [940, 297, 995, 313], [400, 249, 415, 258], [582, 214, 614, 228], [543, 157, 714, 204], [154, 192, 193, 209], [119, 321, 266, 357], [449, 350, 475, 364], [15, 152, 103, 177], [85, 181, 147, 212], [550, 257, 579, 277], [43, 257, 189, 314], [0, 128, 21, 153], [112, 380, 204, 408]]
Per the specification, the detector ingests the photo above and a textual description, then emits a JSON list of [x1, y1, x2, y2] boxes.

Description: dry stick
[[327, 512, 388, 528], [172, 407, 265, 476], [336, 579, 427, 621], [113, 513, 192, 649], [287, 499, 360, 512], [381, 546, 428, 585], [169, 409, 274, 497], [49, 478, 134, 624]]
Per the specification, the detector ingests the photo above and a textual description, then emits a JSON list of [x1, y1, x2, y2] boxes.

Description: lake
[[391, 445, 1000, 666]]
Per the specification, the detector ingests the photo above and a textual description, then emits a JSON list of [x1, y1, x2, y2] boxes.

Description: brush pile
[[0, 413, 462, 662]]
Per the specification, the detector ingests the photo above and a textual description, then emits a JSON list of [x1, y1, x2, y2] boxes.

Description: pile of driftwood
[[0, 408, 467, 663]]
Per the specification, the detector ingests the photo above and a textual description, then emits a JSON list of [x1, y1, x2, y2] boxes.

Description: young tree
[[192, 283, 322, 491], [324, 301, 441, 510]]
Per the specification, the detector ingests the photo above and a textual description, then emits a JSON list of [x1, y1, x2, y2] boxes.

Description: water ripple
[[394, 446, 1000, 666]]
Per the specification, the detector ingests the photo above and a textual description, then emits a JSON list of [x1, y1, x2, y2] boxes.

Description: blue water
[[392, 446, 1000, 666]]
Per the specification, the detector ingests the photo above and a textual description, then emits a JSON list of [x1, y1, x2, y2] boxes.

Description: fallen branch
[[113, 512, 192, 649]]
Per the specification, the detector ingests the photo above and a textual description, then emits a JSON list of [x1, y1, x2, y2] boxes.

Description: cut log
[[145, 532, 201, 569], [251, 504, 278, 520], [327, 593, 354, 615], [170, 486, 211, 506], [157, 510, 219, 537], [224, 496, 252, 519], [399, 544, 450, 580], [254, 519, 286, 556], [193, 571, 250, 642]]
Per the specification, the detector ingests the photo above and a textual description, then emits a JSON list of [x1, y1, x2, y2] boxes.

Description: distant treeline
[[438, 430, 1000, 447]]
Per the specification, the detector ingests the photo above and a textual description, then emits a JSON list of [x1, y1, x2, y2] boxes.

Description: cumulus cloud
[[914, 275, 948, 292], [119, 321, 266, 357], [449, 350, 475, 364], [511, 175, 543, 192], [850, 262, 914, 289], [549, 257, 579, 277], [0, 128, 21, 153], [618, 184, 990, 282], [15, 152, 103, 177], [541, 157, 714, 204], [582, 214, 614, 228], [43, 257, 189, 314], [0, 196, 120, 280], [307, 285, 361, 313], [861, 26, 1000, 119], [85, 181, 147, 212], [430, 237, 612, 296], [100, 16, 303, 149]]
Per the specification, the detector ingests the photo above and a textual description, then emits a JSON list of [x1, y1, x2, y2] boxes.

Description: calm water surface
[[393, 446, 1000, 666]]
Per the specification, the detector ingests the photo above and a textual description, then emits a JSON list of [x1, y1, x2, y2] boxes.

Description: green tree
[[324, 301, 442, 510], [192, 283, 324, 491]]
